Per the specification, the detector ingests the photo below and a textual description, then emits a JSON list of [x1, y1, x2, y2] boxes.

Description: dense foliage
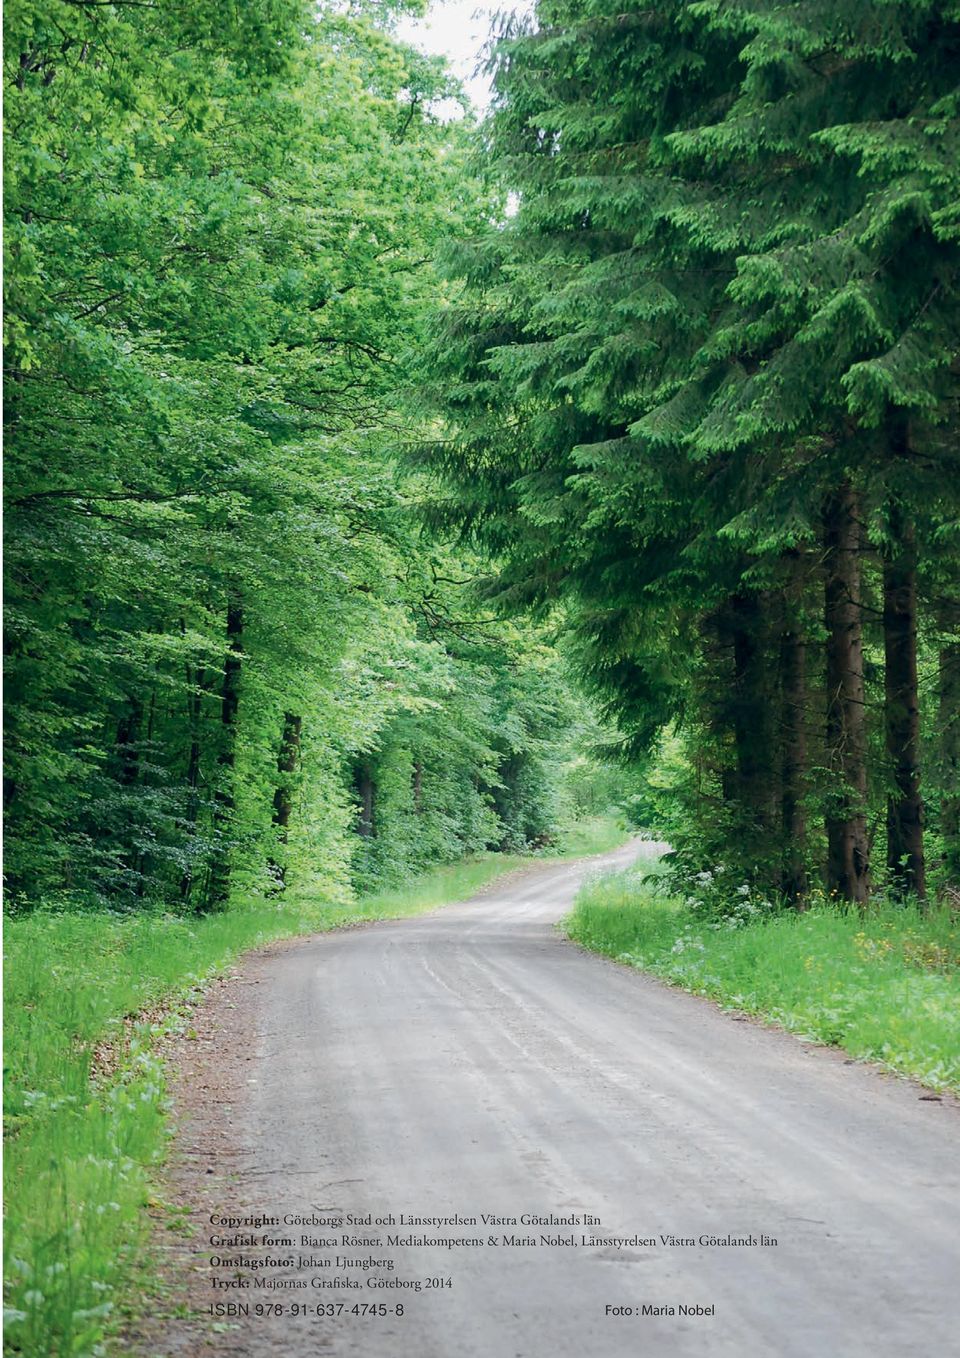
[[7, 1, 960, 913], [419, 0, 960, 905], [3, 0, 593, 913]]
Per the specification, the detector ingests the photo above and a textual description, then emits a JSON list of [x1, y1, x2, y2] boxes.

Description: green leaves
[[417, 0, 960, 899], [3, 0, 519, 909]]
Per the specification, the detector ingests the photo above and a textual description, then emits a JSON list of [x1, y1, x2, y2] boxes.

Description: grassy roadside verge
[[565, 869, 960, 1094], [3, 820, 628, 1357]]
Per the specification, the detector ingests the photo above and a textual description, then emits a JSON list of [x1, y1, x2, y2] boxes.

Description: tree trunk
[[269, 711, 302, 890], [180, 662, 207, 901], [413, 760, 423, 813], [704, 606, 738, 805], [355, 762, 376, 838], [938, 599, 960, 879], [114, 696, 145, 891], [134, 685, 159, 899], [779, 567, 808, 903], [729, 591, 778, 835], [272, 712, 302, 835], [823, 481, 870, 904], [883, 509, 925, 897], [115, 697, 143, 787], [206, 599, 243, 909]]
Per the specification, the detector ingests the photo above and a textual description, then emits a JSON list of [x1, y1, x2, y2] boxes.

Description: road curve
[[170, 842, 960, 1357]]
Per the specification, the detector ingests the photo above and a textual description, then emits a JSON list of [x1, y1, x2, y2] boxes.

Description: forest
[[4, 0, 617, 918], [6, 0, 959, 920], [5, 3, 960, 1356], [420, 0, 960, 911]]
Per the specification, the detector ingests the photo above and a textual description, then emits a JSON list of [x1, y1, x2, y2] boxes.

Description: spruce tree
[[420, 0, 960, 900]]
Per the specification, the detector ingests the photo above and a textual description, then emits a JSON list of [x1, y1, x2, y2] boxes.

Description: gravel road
[[160, 842, 960, 1358]]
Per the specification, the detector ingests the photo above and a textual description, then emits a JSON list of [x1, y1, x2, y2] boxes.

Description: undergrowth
[[566, 869, 960, 1094]]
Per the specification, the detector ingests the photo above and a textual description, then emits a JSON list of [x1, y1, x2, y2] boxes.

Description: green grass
[[356, 850, 533, 918], [3, 826, 624, 1357], [550, 813, 632, 858], [565, 871, 960, 1094]]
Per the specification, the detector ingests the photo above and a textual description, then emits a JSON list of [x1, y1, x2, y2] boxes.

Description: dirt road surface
[[147, 842, 960, 1358]]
